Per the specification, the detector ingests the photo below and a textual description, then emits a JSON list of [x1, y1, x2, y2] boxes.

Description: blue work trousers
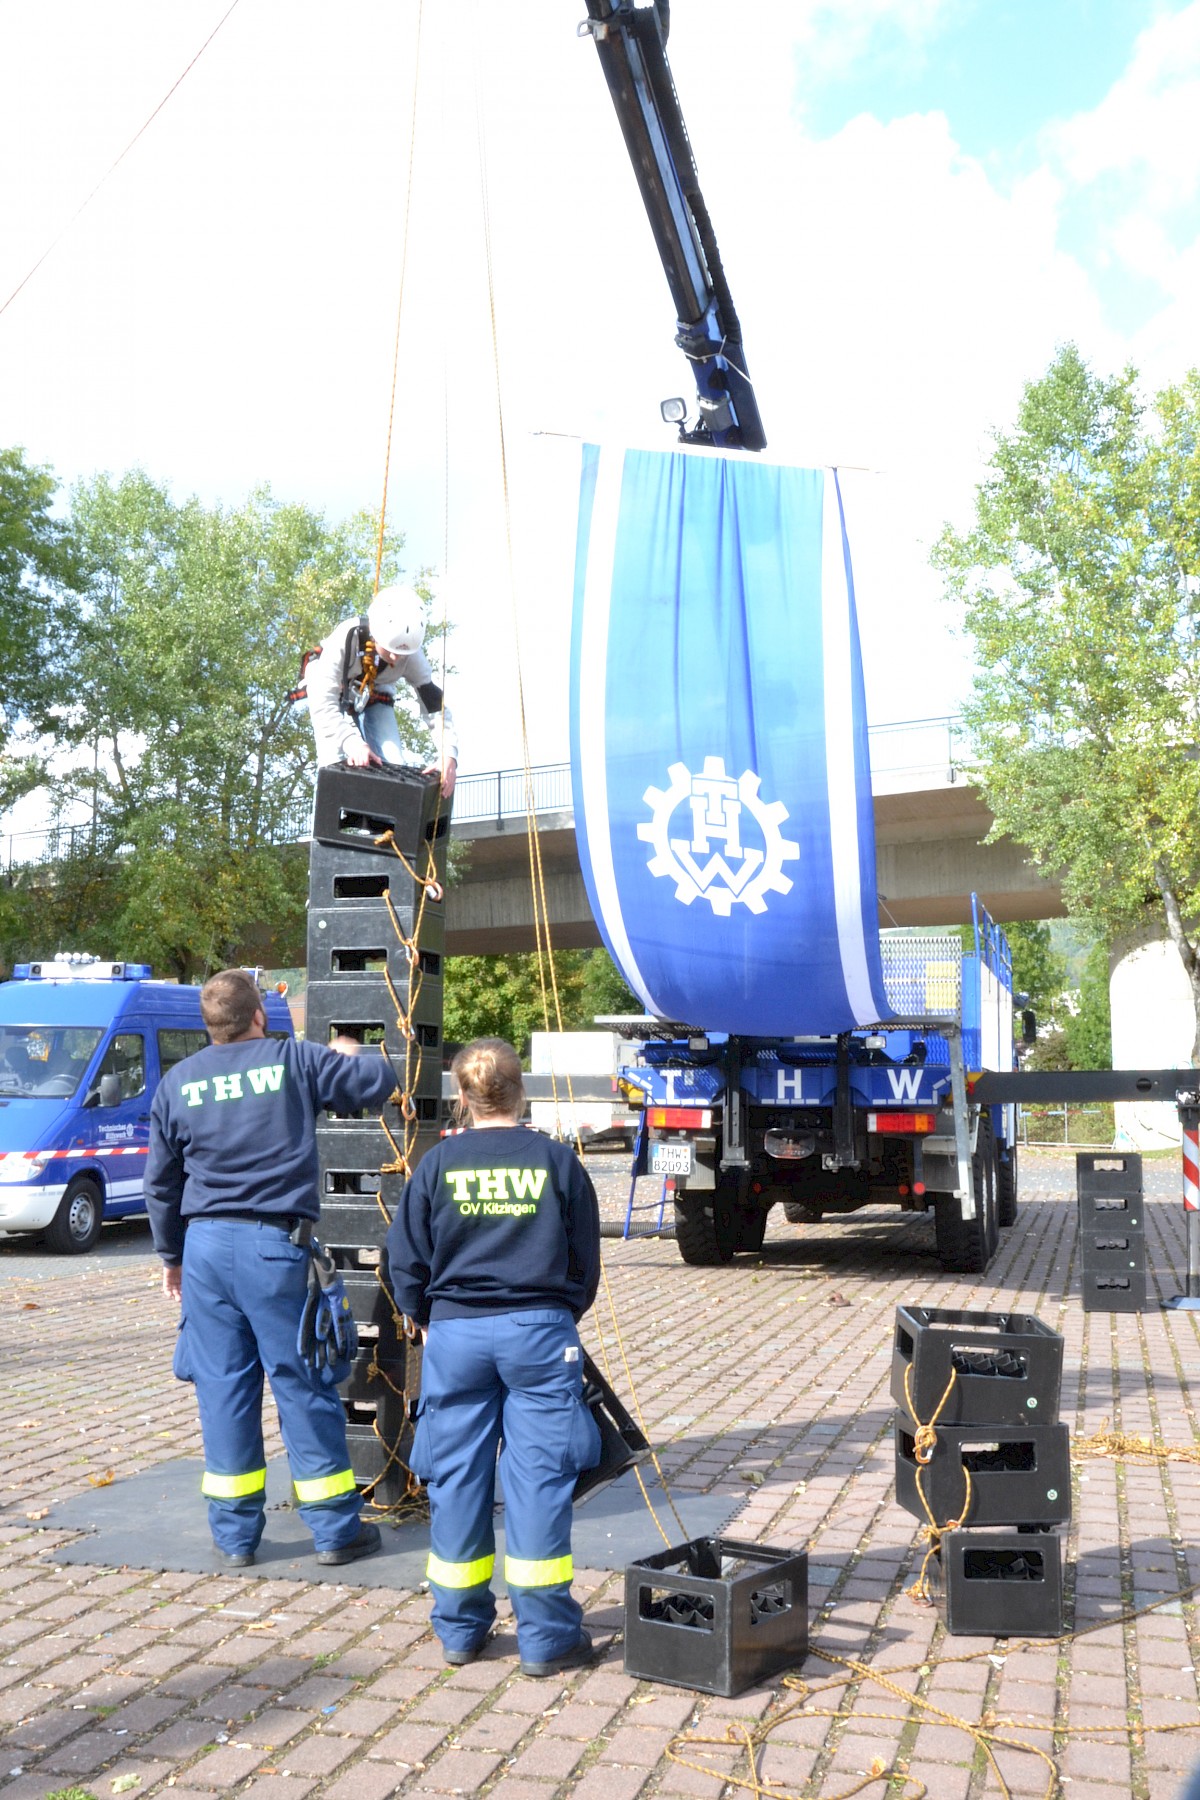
[[178, 1218, 361, 1556], [410, 1309, 601, 1663]]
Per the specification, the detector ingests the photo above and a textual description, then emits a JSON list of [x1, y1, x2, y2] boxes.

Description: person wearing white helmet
[[305, 584, 458, 797]]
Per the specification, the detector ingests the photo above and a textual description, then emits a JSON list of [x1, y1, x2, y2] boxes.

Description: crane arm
[[579, 0, 766, 451]]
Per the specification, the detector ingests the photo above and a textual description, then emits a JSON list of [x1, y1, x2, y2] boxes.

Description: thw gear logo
[[638, 756, 799, 916]]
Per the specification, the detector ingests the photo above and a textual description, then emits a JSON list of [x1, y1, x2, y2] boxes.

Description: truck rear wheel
[[997, 1136, 1019, 1228], [933, 1117, 998, 1274], [674, 1190, 736, 1265], [45, 1177, 104, 1255]]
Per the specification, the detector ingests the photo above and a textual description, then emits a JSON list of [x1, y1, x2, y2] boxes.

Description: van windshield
[[0, 1027, 105, 1099]]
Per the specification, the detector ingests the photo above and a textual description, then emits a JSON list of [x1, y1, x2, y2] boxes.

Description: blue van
[[0, 956, 294, 1254]]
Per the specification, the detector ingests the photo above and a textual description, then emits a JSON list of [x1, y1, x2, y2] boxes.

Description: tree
[[0, 447, 72, 811], [25, 472, 431, 980], [934, 347, 1200, 1061], [1004, 919, 1068, 1025], [1063, 939, 1113, 1073], [443, 949, 639, 1059], [444, 952, 588, 1060]]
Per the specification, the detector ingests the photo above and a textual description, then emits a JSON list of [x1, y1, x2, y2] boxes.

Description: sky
[[2, 0, 1198, 789]]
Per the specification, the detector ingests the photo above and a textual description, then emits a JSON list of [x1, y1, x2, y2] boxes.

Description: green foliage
[[1063, 938, 1113, 1071], [1, 472, 433, 980], [444, 949, 639, 1059], [0, 446, 73, 810], [934, 345, 1200, 1061], [578, 948, 640, 1022], [444, 951, 586, 1060], [1004, 919, 1068, 1024]]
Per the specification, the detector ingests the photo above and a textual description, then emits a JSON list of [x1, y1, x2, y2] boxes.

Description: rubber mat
[[47, 1458, 737, 1589]]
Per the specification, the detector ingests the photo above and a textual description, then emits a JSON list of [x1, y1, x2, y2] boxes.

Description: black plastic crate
[[308, 839, 446, 913], [307, 899, 444, 984], [317, 1128, 440, 1246], [1081, 1264, 1147, 1314], [928, 1528, 1063, 1637], [624, 1537, 807, 1696], [1077, 1189, 1144, 1232], [575, 1354, 651, 1503], [894, 1417, 1070, 1527], [346, 1410, 419, 1506], [305, 980, 443, 1085], [1076, 1151, 1143, 1200], [312, 763, 449, 856], [1078, 1230, 1146, 1276], [317, 1117, 404, 1179], [340, 1270, 408, 1359], [891, 1306, 1063, 1427], [339, 1348, 407, 1404]]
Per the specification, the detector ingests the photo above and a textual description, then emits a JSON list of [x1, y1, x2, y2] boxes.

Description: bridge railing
[[453, 764, 574, 825], [451, 717, 974, 825], [0, 716, 974, 866]]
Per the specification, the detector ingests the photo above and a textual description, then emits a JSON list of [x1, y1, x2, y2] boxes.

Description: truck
[[0, 954, 293, 1254], [607, 902, 1026, 1272], [573, 12, 1026, 1276]]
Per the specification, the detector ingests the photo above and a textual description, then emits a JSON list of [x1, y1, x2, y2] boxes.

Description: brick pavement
[[2, 1152, 1200, 1798]]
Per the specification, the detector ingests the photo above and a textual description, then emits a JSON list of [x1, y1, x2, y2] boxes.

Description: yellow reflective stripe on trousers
[[201, 1468, 266, 1499], [504, 1553, 573, 1588], [426, 1551, 495, 1589], [293, 1469, 357, 1503]]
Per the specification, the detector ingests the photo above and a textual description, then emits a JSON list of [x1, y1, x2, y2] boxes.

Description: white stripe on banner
[[578, 448, 662, 1016], [821, 471, 881, 1025]]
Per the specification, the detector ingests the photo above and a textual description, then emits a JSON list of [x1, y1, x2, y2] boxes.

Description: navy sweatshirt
[[385, 1128, 601, 1326], [145, 1037, 397, 1263]]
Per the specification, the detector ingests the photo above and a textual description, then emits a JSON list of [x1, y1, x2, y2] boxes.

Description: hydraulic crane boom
[[578, 0, 766, 452]]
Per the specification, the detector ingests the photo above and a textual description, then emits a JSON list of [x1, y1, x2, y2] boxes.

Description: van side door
[[81, 1028, 152, 1214]]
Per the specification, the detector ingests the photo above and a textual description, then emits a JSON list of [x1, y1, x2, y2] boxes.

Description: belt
[[200, 1213, 313, 1246], [365, 692, 395, 708]]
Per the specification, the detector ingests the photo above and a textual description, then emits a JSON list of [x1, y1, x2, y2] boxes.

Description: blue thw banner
[[569, 444, 891, 1036]]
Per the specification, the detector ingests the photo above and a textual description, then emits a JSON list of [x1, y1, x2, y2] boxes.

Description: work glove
[[297, 1240, 359, 1383]]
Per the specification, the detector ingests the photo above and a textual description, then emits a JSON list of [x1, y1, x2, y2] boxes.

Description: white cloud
[[1050, 1, 1200, 206], [0, 0, 1195, 789], [786, 0, 956, 85]]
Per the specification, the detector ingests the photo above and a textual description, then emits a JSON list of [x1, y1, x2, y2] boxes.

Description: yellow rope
[[469, 47, 692, 1549], [1074, 1418, 1200, 1464], [0, 0, 244, 321], [900, 1362, 973, 1603], [372, 0, 425, 594]]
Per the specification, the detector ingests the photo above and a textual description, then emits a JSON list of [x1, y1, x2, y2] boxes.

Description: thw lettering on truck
[[444, 1168, 549, 1217], [885, 1067, 924, 1102], [180, 1065, 286, 1107]]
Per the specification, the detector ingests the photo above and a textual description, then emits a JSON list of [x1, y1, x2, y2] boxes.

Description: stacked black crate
[[1076, 1151, 1145, 1313], [308, 764, 450, 1505], [892, 1305, 1069, 1636]]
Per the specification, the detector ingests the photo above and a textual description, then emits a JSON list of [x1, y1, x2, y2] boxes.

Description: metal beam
[[973, 1069, 1193, 1105]]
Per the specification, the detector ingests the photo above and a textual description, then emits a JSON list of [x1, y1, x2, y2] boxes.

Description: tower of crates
[[306, 764, 449, 1504], [892, 1304, 1070, 1636]]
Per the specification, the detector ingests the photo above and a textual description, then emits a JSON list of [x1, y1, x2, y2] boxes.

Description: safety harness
[[288, 616, 393, 713]]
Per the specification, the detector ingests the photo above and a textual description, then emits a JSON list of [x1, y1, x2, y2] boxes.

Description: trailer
[[605, 899, 1025, 1274]]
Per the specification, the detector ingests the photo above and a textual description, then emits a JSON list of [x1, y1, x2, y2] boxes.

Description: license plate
[[650, 1141, 694, 1177]]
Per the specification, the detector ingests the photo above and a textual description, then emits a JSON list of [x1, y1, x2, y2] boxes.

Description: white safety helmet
[[368, 585, 424, 659]]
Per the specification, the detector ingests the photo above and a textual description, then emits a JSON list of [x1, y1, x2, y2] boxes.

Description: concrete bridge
[[0, 718, 1061, 959], [446, 717, 1062, 956]]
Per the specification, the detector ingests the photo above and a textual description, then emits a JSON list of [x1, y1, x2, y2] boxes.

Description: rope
[[900, 1363, 973, 1604], [352, 811, 444, 1516], [372, 0, 426, 594], [468, 42, 693, 1549], [663, 1565, 1200, 1800], [1074, 1419, 1200, 1465], [0, 0, 244, 322]]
